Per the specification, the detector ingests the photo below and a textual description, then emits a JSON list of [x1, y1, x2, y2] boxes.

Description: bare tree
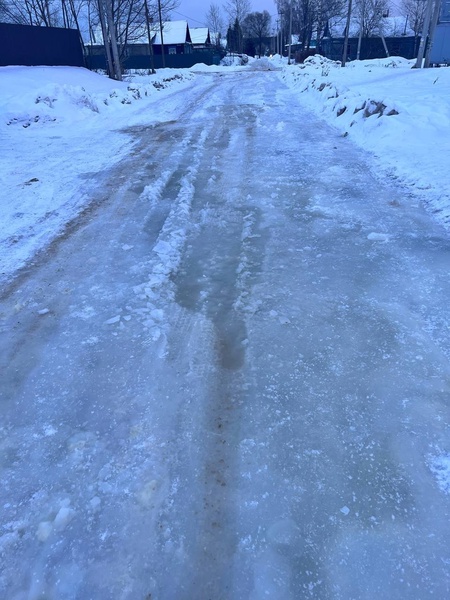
[[401, 0, 426, 36], [93, 0, 178, 78], [276, 0, 346, 51], [0, 0, 8, 20], [1, 0, 62, 25], [206, 2, 224, 47], [354, 0, 389, 37], [224, 0, 250, 25], [242, 10, 271, 57]]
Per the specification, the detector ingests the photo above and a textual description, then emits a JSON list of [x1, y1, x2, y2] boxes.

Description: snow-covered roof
[[84, 20, 194, 47], [190, 27, 210, 45], [153, 20, 191, 45]]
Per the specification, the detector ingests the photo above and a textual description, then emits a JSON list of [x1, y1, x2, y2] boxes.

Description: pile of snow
[[0, 66, 194, 128], [221, 54, 249, 67], [269, 54, 290, 67], [250, 57, 280, 71], [280, 56, 450, 227]]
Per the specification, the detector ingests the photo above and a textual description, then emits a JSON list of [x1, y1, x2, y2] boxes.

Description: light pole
[[288, 1, 293, 64], [414, 0, 435, 68], [342, 0, 353, 66], [144, 0, 156, 74], [157, 0, 165, 68], [279, 11, 284, 56]]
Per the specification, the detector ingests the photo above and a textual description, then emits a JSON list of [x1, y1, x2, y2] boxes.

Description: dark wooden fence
[[320, 36, 419, 62], [85, 45, 221, 71], [0, 22, 84, 67]]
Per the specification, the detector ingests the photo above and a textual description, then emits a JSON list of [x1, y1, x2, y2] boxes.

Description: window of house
[[168, 47, 176, 54]]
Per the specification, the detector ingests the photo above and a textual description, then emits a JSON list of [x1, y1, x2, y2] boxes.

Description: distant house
[[152, 20, 192, 55], [190, 28, 212, 50], [85, 19, 224, 69], [87, 20, 193, 55]]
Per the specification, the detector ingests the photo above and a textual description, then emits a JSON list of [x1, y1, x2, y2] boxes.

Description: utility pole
[[276, 20, 279, 54], [288, 1, 293, 64], [356, 0, 364, 60], [144, 0, 156, 74], [280, 11, 284, 56], [157, 0, 165, 68], [380, 32, 390, 57], [342, 0, 352, 66], [414, 0, 435, 67], [424, 0, 441, 67]]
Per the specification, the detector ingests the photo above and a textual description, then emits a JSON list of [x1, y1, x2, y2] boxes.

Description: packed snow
[[2, 57, 450, 286], [1, 57, 450, 598]]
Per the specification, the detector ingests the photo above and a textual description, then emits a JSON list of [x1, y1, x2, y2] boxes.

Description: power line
[[172, 10, 208, 27]]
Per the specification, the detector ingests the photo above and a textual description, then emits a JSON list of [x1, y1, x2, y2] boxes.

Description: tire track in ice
[[99, 105, 222, 349], [159, 94, 270, 599], [129, 119, 216, 349]]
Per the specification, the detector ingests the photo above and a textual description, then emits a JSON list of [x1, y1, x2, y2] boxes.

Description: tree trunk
[[103, 0, 122, 80]]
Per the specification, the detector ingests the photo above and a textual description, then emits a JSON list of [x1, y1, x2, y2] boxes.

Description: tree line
[[0, 0, 428, 76], [206, 0, 427, 57]]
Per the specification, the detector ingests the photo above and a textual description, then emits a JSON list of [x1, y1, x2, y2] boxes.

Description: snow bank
[[221, 54, 249, 67], [0, 66, 194, 128], [0, 66, 196, 284], [250, 57, 280, 71], [279, 56, 450, 227]]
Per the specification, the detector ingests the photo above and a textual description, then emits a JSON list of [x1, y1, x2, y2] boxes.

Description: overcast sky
[[172, 1, 278, 29]]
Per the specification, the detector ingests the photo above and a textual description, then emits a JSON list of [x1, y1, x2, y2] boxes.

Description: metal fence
[[0, 22, 84, 67]]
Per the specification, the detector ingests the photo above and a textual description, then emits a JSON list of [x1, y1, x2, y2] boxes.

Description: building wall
[[429, 24, 450, 64]]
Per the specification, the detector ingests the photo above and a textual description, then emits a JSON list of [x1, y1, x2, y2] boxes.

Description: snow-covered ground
[[0, 66, 197, 284], [2, 58, 450, 287], [2, 57, 450, 288], [279, 55, 450, 226], [2, 60, 450, 598]]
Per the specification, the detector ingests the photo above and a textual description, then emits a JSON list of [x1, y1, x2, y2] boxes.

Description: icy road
[[2, 70, 450, 599]]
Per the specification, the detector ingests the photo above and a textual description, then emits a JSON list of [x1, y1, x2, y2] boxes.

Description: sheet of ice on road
[[1, 68, 450, 599]]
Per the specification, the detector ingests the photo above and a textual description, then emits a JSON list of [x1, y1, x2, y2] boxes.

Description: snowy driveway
[[1, 70, 450, 599]]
